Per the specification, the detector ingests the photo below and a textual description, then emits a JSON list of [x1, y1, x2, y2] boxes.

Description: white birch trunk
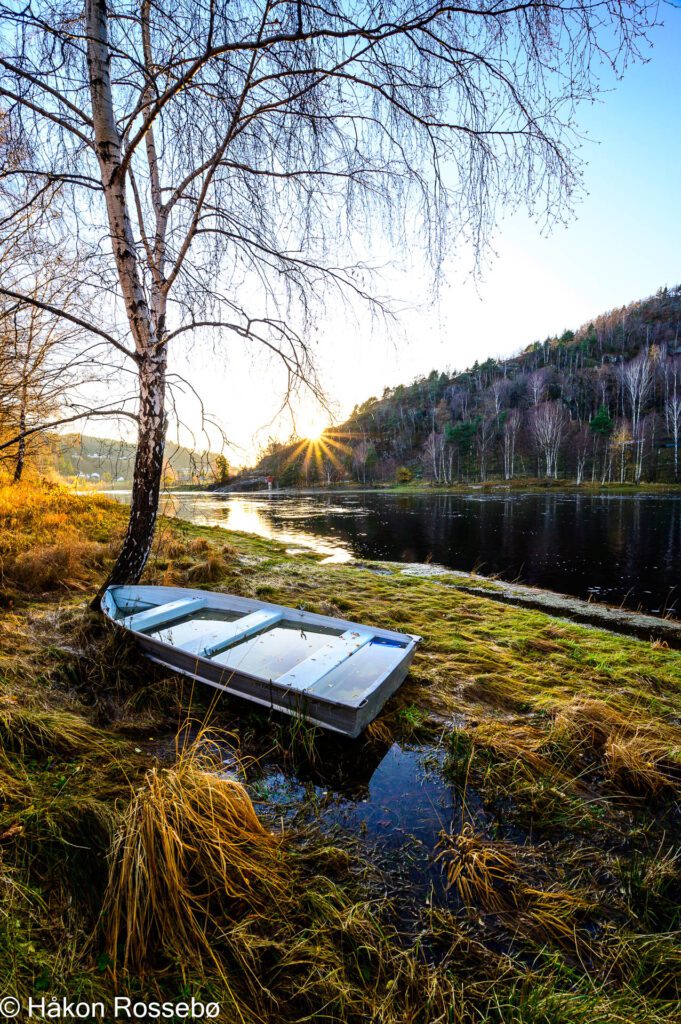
[[86, 0, 168, 588]]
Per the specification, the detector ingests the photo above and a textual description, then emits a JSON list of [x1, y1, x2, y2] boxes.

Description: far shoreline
[[200, 479, 681, 497], [85, 478, 681, 497]]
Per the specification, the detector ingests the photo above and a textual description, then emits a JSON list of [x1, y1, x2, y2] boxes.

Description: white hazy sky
[[112, 15, 681, 467]]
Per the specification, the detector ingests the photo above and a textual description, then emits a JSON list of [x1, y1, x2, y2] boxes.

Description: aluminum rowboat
[[101, 584, 420, 738]]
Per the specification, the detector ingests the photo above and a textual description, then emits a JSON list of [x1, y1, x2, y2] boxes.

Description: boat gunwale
[[103, 583, 420, 643]]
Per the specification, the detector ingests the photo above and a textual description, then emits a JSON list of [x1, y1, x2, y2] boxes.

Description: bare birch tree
[[620, 351, 655, 483], [611, 422, 634, 483], [502, 409, 521, 481], [531, 401, 566, 479], [476, 415, 496, 483], [423, 430, 444, 483], [0, 0, 656, 586], [527, 370, 547, 407], [573, 424, 591, 485], [621, 352, 655, 438], [665, 361, 681, 481]]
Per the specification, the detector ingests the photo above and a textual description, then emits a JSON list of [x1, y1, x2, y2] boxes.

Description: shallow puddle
[[251, 739, 489, 918]]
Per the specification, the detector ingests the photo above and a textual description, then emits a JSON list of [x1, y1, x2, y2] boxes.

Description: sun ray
[[321, 436, 352, 455], [313, 441, 325, 478], [282, 439, 308, 470], [317, 437, 349, 473]]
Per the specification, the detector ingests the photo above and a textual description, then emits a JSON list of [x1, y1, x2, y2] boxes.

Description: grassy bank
[[1, 479, 680, 1022]]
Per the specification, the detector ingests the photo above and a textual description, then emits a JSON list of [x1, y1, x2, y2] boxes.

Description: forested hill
[[257, 284, 681, 486], [43, 433, 221, 486]]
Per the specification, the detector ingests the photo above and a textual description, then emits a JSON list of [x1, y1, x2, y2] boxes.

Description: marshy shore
[[1, 480, 680, 1023]]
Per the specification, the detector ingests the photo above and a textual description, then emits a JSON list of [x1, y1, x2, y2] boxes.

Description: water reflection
[[161, 491, 353, 563], [255, 742, 462, 911], [108, 489, 681, 616]]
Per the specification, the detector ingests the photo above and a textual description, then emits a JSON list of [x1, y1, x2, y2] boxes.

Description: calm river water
[[111, 489, 681, 617]]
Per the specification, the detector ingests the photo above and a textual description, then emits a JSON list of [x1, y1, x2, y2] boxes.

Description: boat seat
[[275, 629, 374, 691], [124, 597, 207, 632], [179, 609, 284, 658]]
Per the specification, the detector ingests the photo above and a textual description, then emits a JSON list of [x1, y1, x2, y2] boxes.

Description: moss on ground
[[1, 480, 680, 1022]]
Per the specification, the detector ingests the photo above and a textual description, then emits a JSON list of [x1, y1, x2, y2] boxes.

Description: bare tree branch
[[0, 286, 136, 361]]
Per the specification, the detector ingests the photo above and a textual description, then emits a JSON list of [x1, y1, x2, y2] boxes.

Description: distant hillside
[[256, 284, 681, 486], [45, 433, 222, 486]]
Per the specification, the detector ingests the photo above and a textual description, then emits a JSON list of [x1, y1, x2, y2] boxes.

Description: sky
[[131, 9, 681, 466]]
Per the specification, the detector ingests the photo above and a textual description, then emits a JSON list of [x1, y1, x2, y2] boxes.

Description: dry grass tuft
[[518, 886, 591, 947], [551, 697, 681, 797], [365, 718, 394, 746], [435, 824, 591, 948], [552, 698, 630, 752], [472, 720, 554, 778], [156, 537, 187, 559], [435, 823, 520, 913], [186, 551, 230, 583], [604, 732, 678, 797], [0, 701, 102, 758], [187, 536, 211, 555], [159, 563, 183, 586], [104, 731, 287, 977]]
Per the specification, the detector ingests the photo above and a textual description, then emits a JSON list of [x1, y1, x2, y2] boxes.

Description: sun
[[306, 424, 326, 442], [297, 414, 328, 441]]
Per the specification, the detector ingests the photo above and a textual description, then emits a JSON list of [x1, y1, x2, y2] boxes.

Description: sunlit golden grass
[[0, 478, 125, 553], [9, 540, 114, 591], [0, 478, 125, 592]]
